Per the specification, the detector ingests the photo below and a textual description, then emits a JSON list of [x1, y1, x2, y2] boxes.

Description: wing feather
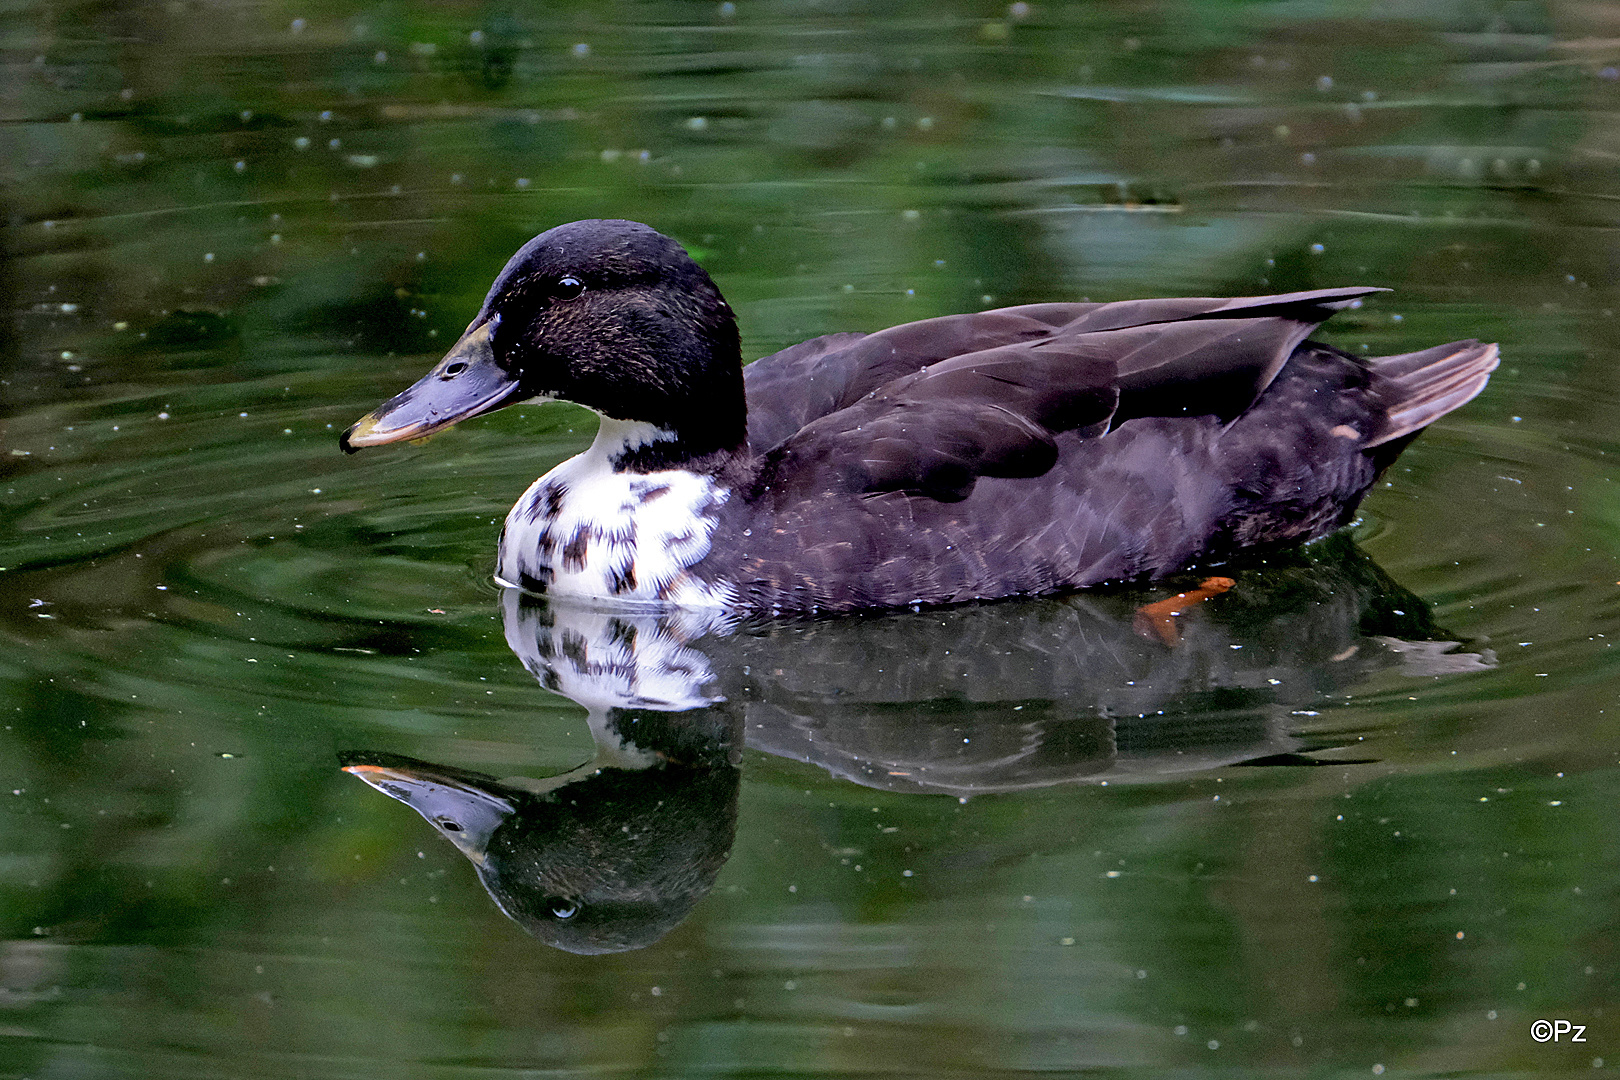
[[747, 287, 1385, 503]]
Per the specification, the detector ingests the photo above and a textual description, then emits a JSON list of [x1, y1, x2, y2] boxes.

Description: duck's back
[[719, 292, 1495, 614]]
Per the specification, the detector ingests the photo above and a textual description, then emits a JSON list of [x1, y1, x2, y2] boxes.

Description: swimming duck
[[341, 219, 1497, 615]]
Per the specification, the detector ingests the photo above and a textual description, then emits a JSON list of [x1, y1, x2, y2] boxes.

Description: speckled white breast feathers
[[500, 588, 732, 714], [496, 419, 735, 608]]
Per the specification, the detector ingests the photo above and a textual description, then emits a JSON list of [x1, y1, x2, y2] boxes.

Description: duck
[[341, 218, 1497, 616]]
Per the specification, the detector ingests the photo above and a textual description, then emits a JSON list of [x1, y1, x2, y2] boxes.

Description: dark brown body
[[689, 296, 1496, 614]]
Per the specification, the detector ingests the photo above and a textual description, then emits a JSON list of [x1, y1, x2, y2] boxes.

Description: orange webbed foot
[[1133, 576, 1237, 646]]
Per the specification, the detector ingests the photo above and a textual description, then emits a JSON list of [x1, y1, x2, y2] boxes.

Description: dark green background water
[[5, 0, 1620, 1076]]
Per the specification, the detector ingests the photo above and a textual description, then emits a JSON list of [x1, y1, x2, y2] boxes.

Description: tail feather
[[1364, 340, 1499, 447]]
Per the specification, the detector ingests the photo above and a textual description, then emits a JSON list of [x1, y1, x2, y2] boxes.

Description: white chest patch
[[496, 420, 735, 608]]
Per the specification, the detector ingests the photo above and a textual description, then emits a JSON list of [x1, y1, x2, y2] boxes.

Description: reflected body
[[346, 538, 1491, 950], [343, 220, 1497, 615]]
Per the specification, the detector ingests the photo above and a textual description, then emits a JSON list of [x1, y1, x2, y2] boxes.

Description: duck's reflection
[[343, 699, 742, 954], [342, 537, 1490, 952]]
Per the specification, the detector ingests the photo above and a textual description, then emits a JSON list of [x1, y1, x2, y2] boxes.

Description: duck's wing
[[743, 332, 870, 452], [742, 288, 1379, 454], [743, 306, 1095, 452], [750, 287, 1383, 503]]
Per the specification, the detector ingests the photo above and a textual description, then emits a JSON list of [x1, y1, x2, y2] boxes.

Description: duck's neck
[[570, 322, 748, 471], [592, 411, 743, 474]]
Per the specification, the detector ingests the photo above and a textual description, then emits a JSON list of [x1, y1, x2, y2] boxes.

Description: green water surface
[[4, 0, 1620, 1076]]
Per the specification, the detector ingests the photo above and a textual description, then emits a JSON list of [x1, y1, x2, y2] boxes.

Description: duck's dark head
[[341, 219, 745, 458]]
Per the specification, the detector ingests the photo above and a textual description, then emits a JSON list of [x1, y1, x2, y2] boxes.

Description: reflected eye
[[547, 897, 579, 920], [436, 818, 464, 833], [442, 361, 467, 377], [552, 276, 584, 301]]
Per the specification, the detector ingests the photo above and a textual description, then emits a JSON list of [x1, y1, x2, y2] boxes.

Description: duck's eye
[[546, 897, 579, 920], [552, 276, 585, 301], [436, 818, 464, 833], [442, 361, 468, 377]]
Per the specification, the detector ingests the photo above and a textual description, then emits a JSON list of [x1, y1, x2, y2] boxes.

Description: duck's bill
[[340, 752, 517, 862], [340, 316, 522, 452]]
